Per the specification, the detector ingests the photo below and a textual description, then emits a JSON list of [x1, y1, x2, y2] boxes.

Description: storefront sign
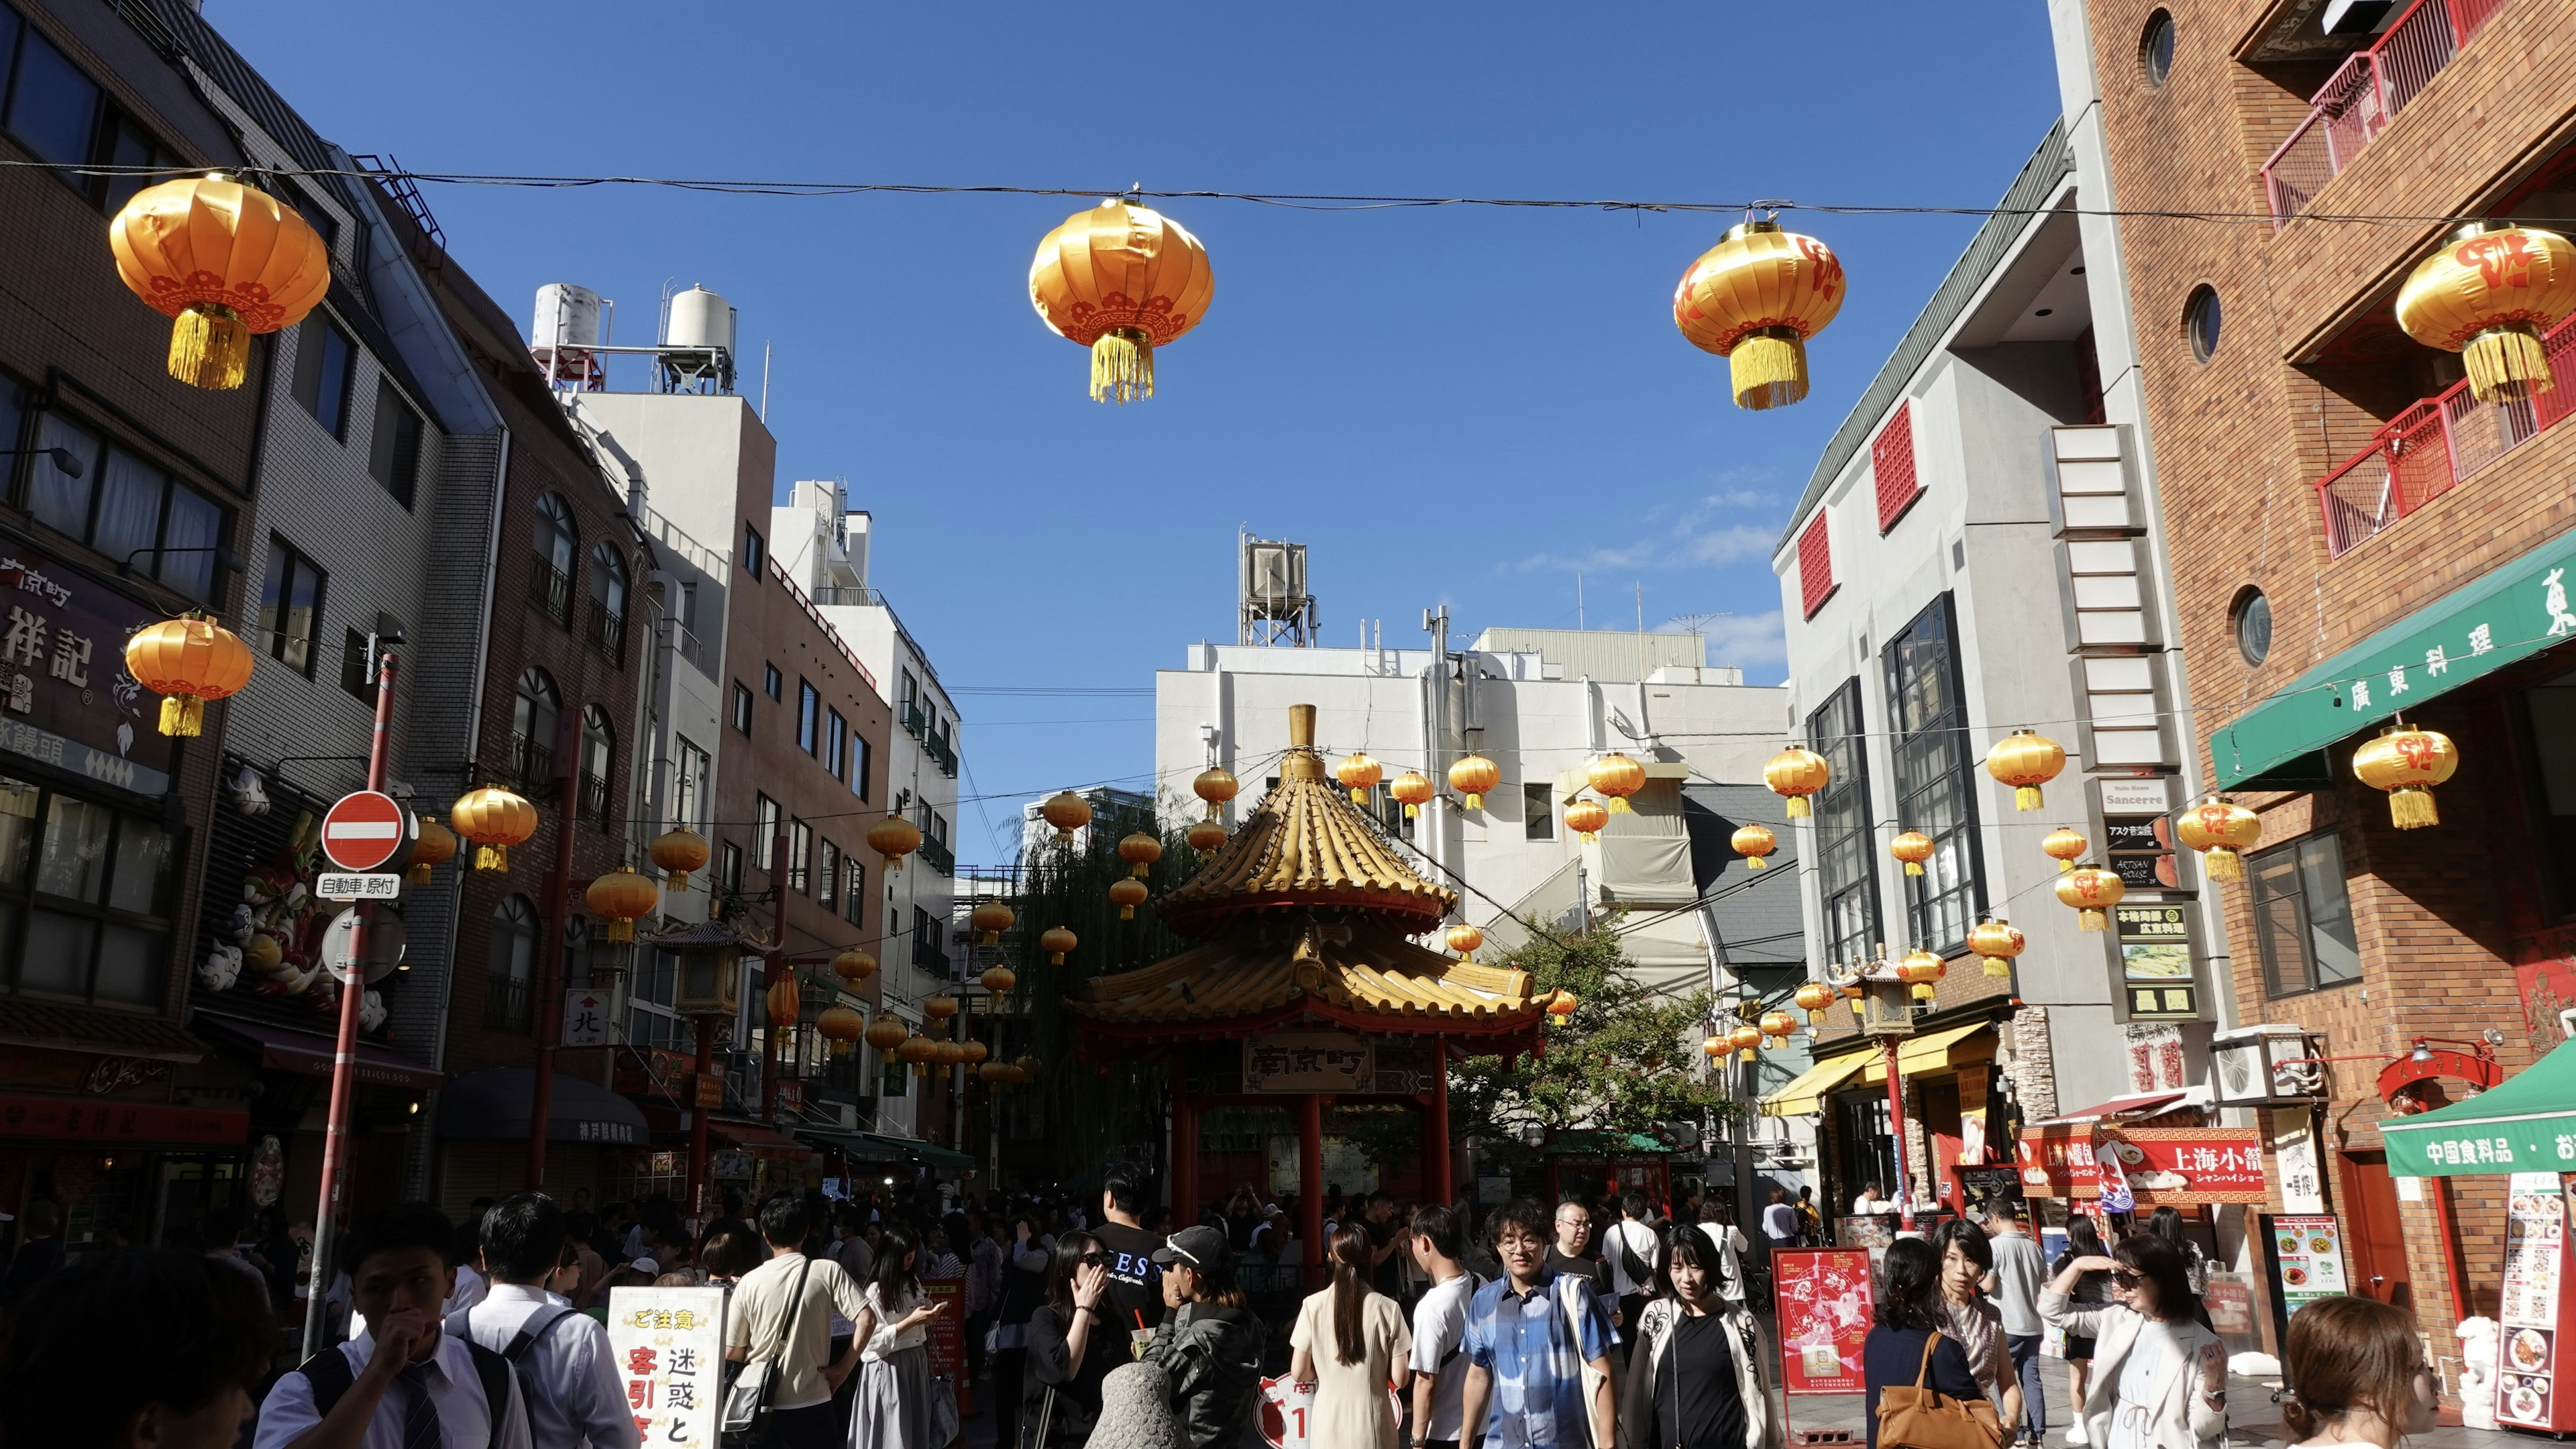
[[2115, 907, 2198, 1020], [2205, 1271, 2255, 1338], [1243, 1031, 1372, 1093], [2018, 1126, 2267, 1204], [694, 1072, 723, 1109], [1835, 1215, 1895, 1263], [608, 1284, 724, 1448], [924, 1273, 968, 1415], [2500, 1173, 2571, 1430], [0, 546, 171, 796], [1772, 1248, 1875, 1393], [2273, 1121, 2326, 1214], [562, 990, 610, 1047], [1958, 1165, 2026, 1219], [0, 1095, 245, 1143], [2265, 1214, 2349, 1315], [2098, 777, 2171, 815], [614, 1046, 696, 1097]]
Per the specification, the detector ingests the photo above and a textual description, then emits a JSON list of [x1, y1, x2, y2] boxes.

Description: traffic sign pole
[[301, 642, 398, 1354]]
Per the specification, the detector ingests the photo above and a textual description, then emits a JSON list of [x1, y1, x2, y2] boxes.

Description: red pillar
[[1426, 1036, 1454, 1205], [1299, 1092, 1325, 1289], [1884, 1038, 1914, 1232], [1171, 1051, 1199, 1224]]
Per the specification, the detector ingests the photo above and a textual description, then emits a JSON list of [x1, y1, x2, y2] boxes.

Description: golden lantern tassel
[[1911, 983, 1935, 1002], [1464, 792, 1483, 810], [1785, 797, 1810, 819], [2205, 848, 2243, 883], [1904, 861, 1923, 877], [1729, 328, 1809, 411], [1405, 802, 1419, 818], [606, 919, 634, 945], [168, 303, 249, 390], [407, 863, 431, 888], [2390, 786, 2440, 830], [2079, 908, 2105, 932], [2464, 324, 2552, 404], [1090, 328, 1153, 404], [2017, 785, 2043, 811], [477, 844, 508, 873], [1118, 902, 1136, 921], [1983, 957, 2012, 979], [159, 694, 204, 737], [1746, 855, 1768, 871], [665, 868, 690, 893], [1607, 798, 1631, 814]]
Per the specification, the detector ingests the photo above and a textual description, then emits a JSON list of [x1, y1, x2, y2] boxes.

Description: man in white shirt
[[1760, 1187, 1801, 1251], [255, 1200, 533, 1449], [1600, 1192, 1662, 1352], [1851, 1183, 1885, 1216], [724, 1192, 886, 1449], [449, 1191, 637, 1449], [1405, 1205, 1479, 1449]]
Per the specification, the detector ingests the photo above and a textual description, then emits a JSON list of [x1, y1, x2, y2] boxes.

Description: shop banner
[[0, 1096, 246, 1144], [1772, 1248, 1874, 1395], [608, 1285, 724, 1448], [924, 1273, 969, 1415], [2018, 1126, 2268, 1204]]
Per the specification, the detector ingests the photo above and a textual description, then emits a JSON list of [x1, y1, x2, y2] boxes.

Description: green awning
[[1544, 1130, 1667, 1157], [2210, 528, 2576, 788], [2380, 1038, 2576, 1177]]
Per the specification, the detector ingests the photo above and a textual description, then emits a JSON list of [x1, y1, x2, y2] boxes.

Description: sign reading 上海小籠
[[1243, 1030, 1373, 1093], [0, 545, 174, 795], [608, 1285, 724, 1448], [2019, 1126, 2268, 1204]]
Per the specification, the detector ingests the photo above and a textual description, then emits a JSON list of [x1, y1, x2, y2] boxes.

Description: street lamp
[[0, 447, 81, 477]]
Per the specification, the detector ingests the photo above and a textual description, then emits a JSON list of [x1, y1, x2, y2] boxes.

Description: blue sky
[[214, 1, 2064, 867]]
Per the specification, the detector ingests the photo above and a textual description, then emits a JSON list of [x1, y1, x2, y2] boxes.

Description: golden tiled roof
[[1074, 910, 1539, 1030], [1157, 704, 1456, 933]]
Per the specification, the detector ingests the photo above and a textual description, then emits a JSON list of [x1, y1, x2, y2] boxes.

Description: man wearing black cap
[[1141, 1224, 1268, 1449]]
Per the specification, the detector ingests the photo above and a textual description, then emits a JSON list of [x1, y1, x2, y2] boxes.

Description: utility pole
[[1423, 605, 1450, 885]]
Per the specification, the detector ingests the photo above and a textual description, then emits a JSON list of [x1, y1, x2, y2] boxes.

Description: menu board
[[2268, 1214, 2349, 1313], [1837, 1214, 1896, 1263], [1772, 1248, 1876, 1394], [607, 1285, 726, 1448], [923, 1272, 969, 1415], [2500, 1173, 2568, 1430]]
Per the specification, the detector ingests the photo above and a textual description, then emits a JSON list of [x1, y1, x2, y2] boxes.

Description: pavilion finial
[[1288, 702, 1316, 748]]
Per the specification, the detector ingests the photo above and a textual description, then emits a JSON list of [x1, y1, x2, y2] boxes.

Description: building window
[[674, 735, 709, 831], [1, 18, 98, 170], [719, 841, 743, 894], [630, 947, 680, 1049], [579, 704, 614, 829], [529, 492, 578, 627], [730, 682, 754, 737], [2139, 9, 2176, 87], [484, 894, 538, 1030], [1872, 403, 1922, 533], [1523, 782, 1554, 841], [818, 841, 839, 909], [798, 680, 820, 755], [1809, 678, 1879, 967], [337, 628, 374, 702], [586, 543, 628, 665], [511, 666, 560, 792], [753, 794, 779, 869], [25, 413, 221, 600], [764, 663, 782, 701], [1798, 511, 1836, 619], [742, 523, 765, 578], [826, 710, 849, 782], [292, 314, 357, 439], [2184, 286, 2222, 364], [1884, 596, 1982, 953], [2232, 588, 2271, 666], [257, 539, 327, 676], [851, 736, 871, 802], [843, 857, 866, 926], [788, 818, 812, 894], [0, 774, 174, 1006], [2249, 835, 2359, 997], [367, 382, 422, 507]]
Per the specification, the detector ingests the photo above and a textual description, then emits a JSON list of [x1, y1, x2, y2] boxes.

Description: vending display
[[2498, 1173, 2574, 1433]]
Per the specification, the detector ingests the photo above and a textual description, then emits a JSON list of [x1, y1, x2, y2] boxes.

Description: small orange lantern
[[650, 826, 710, 894], [1890, 830, 1935, 877], [864, 1012, 909, 1051], [935, 1040, 967, 1067], [407, 816, 457, 888], [1445, 924, 1484, 962], [1335, 751, 1383, 804], [2042, 826, 2088, 873], [1448, 753, 1501, 810], [1794, 980, 1837, 1026], [1674, 219, 1848, 410], [125, 615, 254, 737], [1764, 746, 1830, 818], [765, 971, 802, 1028], [1118, 831, 1163, 877], [2351, 725, 2459, 830], [962, 1040, 990, 1066], [2175, 796, 2262, 882], [981, 965, 1017, 996], [1729, 1022, 1765, 1063], [1040, 926, 1077, 965], [109, 174, 331, 390], [1389, 771, 1436, 818], [898, 1033, 939, 1073], [1732, 823, 1777, 870], [584, 865, 661, 945], [818, 1004, 867, 1044], [2056, 865, 2126, 932], [451, 786, 537, 873], [1701, 1034, 1729, 1061], [1968, 917, 2026, 979], [2396, 224, 2576, 404], [1760, 1010, 1798, 1043], [970, 901, 1016, 945], [1588, 753, 1646, 814], [1984, 730, 2067, 812], [1039, 791, 1093, 843], [833, 948, 878, 985], [1564, 798, 1610, 843], [1028, 199, 1214, 404], [1109, 877, 1149, 920], [1546, 989, 1580, 1017], [924, 994, 958, 1022], [1186, 820, 1228, 854], [1193, 767, 1239, 819], [1898, 947, 1945, 1002], [977, 1059, 1012, 1083], [866, 814, 922, 872]]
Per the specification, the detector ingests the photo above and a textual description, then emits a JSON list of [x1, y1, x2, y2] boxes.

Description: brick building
[[2054, 0, 2573, 1359]]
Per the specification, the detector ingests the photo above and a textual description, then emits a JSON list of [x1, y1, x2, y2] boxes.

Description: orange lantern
[[818, 1004, 867, 1044], [1109, 877, 1149, 920], [108, 174, 331, 390], [2042, 826, 2088, 873], [1701, 1034, 1729, 1061], [1546, 989, 1580, 1017], [1731, 823, 1777, 870], [1984, 730, 2067, 812], [1674, 219, 1847, 411], [935, 1040, 967, 1067], [898, 1033, 939, 1073], [406, 816, 457, 888], [1764, 746, 1830, 818], [866, 814, 922, 872], [969, 901, 1016, 945], [2175, 796, 2263, 882], [833, 948, 878, 985], [1564, 798, 1610, 843], [1448, 753, 1501, 811], [1193, 767, 1239, 820], [2396, 224, 2576, 404], [1389, 771, 1436, 819], [1968, 916, 2026, 979], [2056, 865, 2126, 932], [2351, 725, 2459, 830], [650, 827, 710, 894], [124, 615, 253, 737], [1335, 751, 1383, 804], [1118, 832, 1163, 878], [584, 866, 661, 945], [1039, 791, 1092, 843], [1890, 830, 1935, 877], [1028, 199, 1214, 403], [1040, 926, 1077, 965], [1898, 947, 1946, 1002], [962, 1040, 990, 1065], [1588, 753, 1646, 814], [1760, 1010, 1798, 1044], [923, 994, 958, 1022], [451, 786, 537, 873], [766, 972, 802, 1028], [977, 1059, 1012, 1083], [1445, 924, 1484, 962], [1794, 981, 1838, 1026], [1186, 820, 1228, 854], [1729, 1023, 1765, 1063], [864, 1012, 909, 1051], [981, 965, 1017, 996]]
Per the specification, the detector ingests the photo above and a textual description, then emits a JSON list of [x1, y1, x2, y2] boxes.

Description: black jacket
[[1140, 1301, 1268, 1449]]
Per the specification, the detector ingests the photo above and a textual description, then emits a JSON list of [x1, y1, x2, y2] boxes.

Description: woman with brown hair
[[2279, 1296, 2438, 1449], [1288, 1224, 1412, 1449], [2041, 1235, 2227, 1449]]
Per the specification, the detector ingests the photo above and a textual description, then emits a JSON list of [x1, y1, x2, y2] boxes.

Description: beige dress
[[1290, 1286, 1412, 1449]]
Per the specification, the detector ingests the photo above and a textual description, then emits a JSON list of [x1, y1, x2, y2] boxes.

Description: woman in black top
[[1861, 1238, 1986, 1449], [1022, 1231, 1112, 1448], [2050, 1216, 2112, 1441], [1616, 1224, 1782, 1449]]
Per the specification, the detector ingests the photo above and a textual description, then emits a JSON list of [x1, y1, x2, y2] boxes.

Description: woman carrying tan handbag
[[1863, 1240, 2006, 1449]]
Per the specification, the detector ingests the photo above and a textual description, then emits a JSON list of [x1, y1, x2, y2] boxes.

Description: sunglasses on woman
[[1077, 1252, 1108, 1267], [2110, 1269, 2142, 1285]]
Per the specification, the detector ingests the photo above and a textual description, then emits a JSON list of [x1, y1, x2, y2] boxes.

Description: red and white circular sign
[[320, 790, 409, 872]]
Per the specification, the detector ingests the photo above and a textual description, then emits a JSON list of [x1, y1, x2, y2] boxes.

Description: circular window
[[2141, 10, 2176, 86], [2233, 588, 2272, 666], [2185, 285, 2222, 362]]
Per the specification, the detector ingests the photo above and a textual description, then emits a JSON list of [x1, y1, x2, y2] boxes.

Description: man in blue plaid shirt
[[1458, 1199, 1617, 1449]]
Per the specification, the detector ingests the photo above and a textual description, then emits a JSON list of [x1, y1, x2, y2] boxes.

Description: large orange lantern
[[1448, 753, 1501, 810], [407, 816, 458, 888], [818, 1004, 867, 1044], [981, 965, 1017, 996], [1898, 947, 1946, 1002], [1040, 926, 1077, 965], [935, 1040, 967, 1067], [1764, 746, 1830, 818], [2042, 826, 2088, 873], [765, 971, 802, 1028], [1389, 771, 1436, 818], [651, 827, 710, 894], [1760, 1010, 1798, 1044], [451, 786, 537, 873], [832, 948, 878, 985], [864, 1012, 909, 1051], [2175, 797, 2263, 882], [1109, 877, 1149, 920], [1794, 981, 1837, 1026], [1028, 199, 1214, 403], [923, 994, 958, 1022], [1546, 990, 1580, 1018], [1889, 830, 1935, 877], [969, 901, 1016, 945], [1335, 751, 1383, 804], [866, 814, 922, 872], [962, 1040, 990, 1066], [108, 174, 331, 390], [898, 1033, 939, 1073], [1038, 791, 1092, 843], [1445, 924, 1484, 962], [1118, 832, 1163, 878], [1674, 219, 1848, 411], [1968, 916, 2026, 979], [1564, 798, 1609, 843], [2056, 865, 2126, 932], [584, 866, 661, 945], [1193, 767, 1239, 820], [124, 615, 253, 737], [1587, 753, 1646, 814], [1186, 820, 1228, 855], [1731, 823, 1777, 870], [2396, 224, 2576, 404], [1728, 1022, 1765, 1063], [2351, 725, 2459, 830], [1984, 730, 2067, 812]]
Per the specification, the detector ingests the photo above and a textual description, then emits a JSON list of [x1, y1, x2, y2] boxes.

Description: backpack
[[1610, 1223, 1655, 1291], [296, 1339, 513, 1444], [458, 1304, 580, 1428]]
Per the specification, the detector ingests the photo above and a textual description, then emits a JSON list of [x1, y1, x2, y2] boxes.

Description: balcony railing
[[527, 557, 573, 627], [912, 937, 951, 974], [578, 772, 611, 829], [510, 733, 556, 794], [585, 599, 627, 666], [916, 835, 956, 877], [2260, 0, 2512, 224], [2316, 313, 2576, 557], [484, 974, 531, 1031], [902, 701, 931, 742], [927, 731, 959, 779]]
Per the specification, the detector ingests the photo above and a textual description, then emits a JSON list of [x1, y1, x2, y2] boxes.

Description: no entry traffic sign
[[320, 790, 411, 873]]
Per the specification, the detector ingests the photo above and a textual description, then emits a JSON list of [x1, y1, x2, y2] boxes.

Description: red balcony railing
[[2316, 314, 2576, 557], [2260, 0, 2513, 225]]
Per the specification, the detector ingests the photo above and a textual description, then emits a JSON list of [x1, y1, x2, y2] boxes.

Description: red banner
[[2018, 1126, 2268, 1205], [0, 1096, 246, 1144], [924, 1273, 969, 1415], [1771, 1248, 1874, 1395]]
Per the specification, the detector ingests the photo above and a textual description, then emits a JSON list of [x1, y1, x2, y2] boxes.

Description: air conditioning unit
[[2210, 1024, 2322, 1108]]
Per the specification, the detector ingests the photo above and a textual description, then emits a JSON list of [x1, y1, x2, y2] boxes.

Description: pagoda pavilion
[[1073, 704, 1551, 1278]]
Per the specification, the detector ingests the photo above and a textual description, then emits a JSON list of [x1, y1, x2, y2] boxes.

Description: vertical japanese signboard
[[1772, 1248, 1875, 1394], [2498, 1173, 2574, 1433], [924, 1271, 969, 1415], [608, 1284, 724, 1448]]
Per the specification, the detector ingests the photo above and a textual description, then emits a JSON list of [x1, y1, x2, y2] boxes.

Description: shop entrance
[[2337, 1150, 2412, 1307]]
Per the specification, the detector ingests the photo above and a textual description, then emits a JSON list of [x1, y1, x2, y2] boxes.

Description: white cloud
[[1505, 478, 1785, 575]]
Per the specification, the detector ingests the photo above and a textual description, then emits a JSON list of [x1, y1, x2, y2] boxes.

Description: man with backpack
[[1406, 1205, 1479, 1449], [1599, 1193, 1661, 1360], [254, 1199, 534, 1448], [449, 1191, 637, 1448]]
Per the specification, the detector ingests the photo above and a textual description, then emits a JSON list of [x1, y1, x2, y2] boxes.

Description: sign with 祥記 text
[[1243, 1030, 1372, 1093], [607, 1285, 724, 1448], [0, 545, 172, 795]]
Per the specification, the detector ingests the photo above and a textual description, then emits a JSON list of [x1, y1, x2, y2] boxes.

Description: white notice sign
[[318, 873, 401, 902], [563, 989, 611, 1047], [608, 1285, 725, 1448], [2096, 777, 2172, 816]]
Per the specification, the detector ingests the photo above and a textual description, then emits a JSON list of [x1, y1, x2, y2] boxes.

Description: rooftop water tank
[[666, 284, 735, 353], [531, 283, 604, 350]]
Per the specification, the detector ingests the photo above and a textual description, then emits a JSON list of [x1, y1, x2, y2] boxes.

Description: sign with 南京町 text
[[1243, 1030, 1373, 1093], [608, 1285, 724, 1448]]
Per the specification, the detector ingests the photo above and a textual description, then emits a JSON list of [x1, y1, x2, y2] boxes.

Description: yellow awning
[[1760, 1053, 1867, 1117], [1860, 1022, 1996, 1085]]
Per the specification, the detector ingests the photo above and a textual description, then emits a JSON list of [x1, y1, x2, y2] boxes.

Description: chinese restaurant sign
[[2018, 1126, 2268, 1204], [608, 1285, 724, 1448], [0, 1095, 244, 1143], [0, 545, 172, 795], [1243, 1030, 1373, 1093], [1772, 1248, 1874, 1394]]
